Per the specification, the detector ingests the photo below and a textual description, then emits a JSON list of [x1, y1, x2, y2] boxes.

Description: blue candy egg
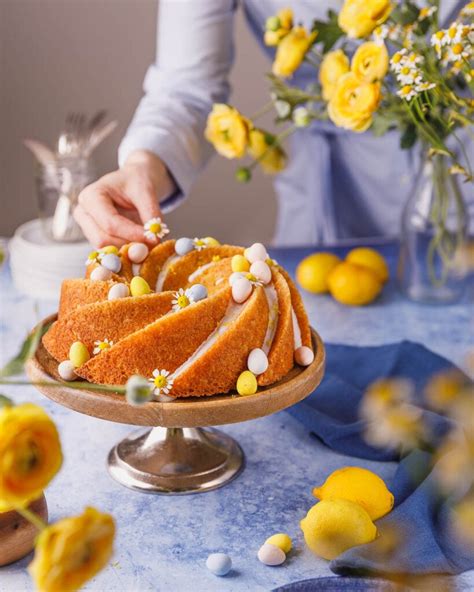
[[101, 253, 122, 273], [188, 283, 208, 302], [206, 553, 232, 576], [175, 237, 195, 256]]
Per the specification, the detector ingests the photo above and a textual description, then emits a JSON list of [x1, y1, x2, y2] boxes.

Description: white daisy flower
[[149, 369, 174, 396], [390, 49, 408, 72], [418, 6, 437, 20], [172, 288, 192, 311], [193, 237, 207, 251], [144, 217, 170, 241], [397, 85, 418, 101], [415, 81, 437, 92], [93, 338, 114, 355], [397, 67, 422, 86], [85, 250, 101, 266], [245, 272, 263, 287]]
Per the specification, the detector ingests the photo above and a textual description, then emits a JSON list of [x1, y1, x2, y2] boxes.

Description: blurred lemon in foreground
[[313, 467, 394, 520], [296, 253, 341, 294], [346, 247, 389, 283], [300, 499, 377, 560], [328, 262, 382, 306]]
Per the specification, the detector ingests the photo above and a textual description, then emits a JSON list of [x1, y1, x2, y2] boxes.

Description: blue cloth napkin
[[287, 341, 473, 578]]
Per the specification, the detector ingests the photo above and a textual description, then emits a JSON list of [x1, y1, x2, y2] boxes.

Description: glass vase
[[397, 152, 469, 304]]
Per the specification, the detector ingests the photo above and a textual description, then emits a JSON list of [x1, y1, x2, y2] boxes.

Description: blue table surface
[[1, 241, 473, 592]]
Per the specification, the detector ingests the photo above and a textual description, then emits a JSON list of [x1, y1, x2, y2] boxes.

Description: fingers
[[134, 185, 162, 225], [78, 186, 145, 244], [74, 204, 124, 248]]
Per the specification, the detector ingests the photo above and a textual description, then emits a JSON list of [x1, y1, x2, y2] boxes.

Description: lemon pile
[[300, 467, 394, 560], [296, 247, 389, 306]]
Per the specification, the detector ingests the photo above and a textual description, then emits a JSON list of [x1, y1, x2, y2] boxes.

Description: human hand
[[74, 150, 176, 247]]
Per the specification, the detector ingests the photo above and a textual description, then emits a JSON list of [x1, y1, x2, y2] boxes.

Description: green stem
[[16, 506, 48, 531], [250, 100, 275, 121], [0, 379, 125, 394]]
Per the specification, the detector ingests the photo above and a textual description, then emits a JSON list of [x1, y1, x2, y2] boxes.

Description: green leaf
[[371, 114, 396, 137], [312, 10, 344, 53], [400, 124, 418, 149], [0, 320, 52, 378], [0, 394, 13, 408], [391, 1, 420, 25]]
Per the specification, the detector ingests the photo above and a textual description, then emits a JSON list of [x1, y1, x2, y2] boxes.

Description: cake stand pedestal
[[27, 318, 325, 495]]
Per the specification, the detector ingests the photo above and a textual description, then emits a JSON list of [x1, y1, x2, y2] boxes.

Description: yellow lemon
[[130, 276, 151, 297], [327, 262, 382, 306], [346, 247, 389, 283], [300, 499, 377, 560], [296, 253, 341, 294], [236, 371, 258, 396], [232, 254, 251, 273], [265, 533, 292, 553], [313, 467, 394, 520], [69, 341, 90, 368]]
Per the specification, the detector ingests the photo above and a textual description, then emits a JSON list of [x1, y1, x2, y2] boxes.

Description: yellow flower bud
[[328, 72, 381, 132], [351, 42, 389, 83], [319, 49, 350, 101], [205, 104, 251, 159], [0, 403, 62, 512], [338, 0, 392, 38], [248, 129, 287, 174], [272, 27, 317, 77]]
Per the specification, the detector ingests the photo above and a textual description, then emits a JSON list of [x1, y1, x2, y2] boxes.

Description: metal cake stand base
[[107, 426, 244, 494]]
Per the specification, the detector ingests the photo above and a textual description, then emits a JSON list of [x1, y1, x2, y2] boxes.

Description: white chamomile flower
[[245, 272, 263, 287], [149, 369, 174, 396], [390, 49, 407, 72], [193, 237, 207, 251], [446, 42, 471, 62], [172, 288, 192, 311], [93, 338, 114, 355], [144, 217, 170, 241], [397, 84, 418, 101], [416, 81, 437, 92], [86, 250, 101, 266], [419, 5, 437, 20]]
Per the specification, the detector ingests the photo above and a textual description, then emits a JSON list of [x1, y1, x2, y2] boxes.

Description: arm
[[75, 0, 236, 247]]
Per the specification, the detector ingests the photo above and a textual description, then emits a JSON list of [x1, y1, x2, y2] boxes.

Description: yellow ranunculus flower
[[205, 104, 250, 159], [29, 507, 115, 592], [351, 42, 389, 82], [272, 26, 318, 77], [0, 403, 62, 512], [264, 7, 293, 46], [328, 72, 381, 132], [248, 129, 287, 174], [338, 0, 392, 38], [319, 49, 350, 101]]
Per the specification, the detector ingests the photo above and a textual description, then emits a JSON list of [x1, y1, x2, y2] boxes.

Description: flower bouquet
[[205, 1, 473, 302]]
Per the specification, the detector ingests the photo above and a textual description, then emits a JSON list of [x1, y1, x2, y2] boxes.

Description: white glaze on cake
[[132, 263, 141, 277], [262, 284, 279, 354], [155, 255, 181, 291], [291, 308, 302, 349], [188, 262, 215, 283]]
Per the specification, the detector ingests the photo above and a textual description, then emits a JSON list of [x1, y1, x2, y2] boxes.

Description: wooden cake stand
[[26, 316, 325, 495]]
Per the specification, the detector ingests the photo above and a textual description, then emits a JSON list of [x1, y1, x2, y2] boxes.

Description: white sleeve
[[118, 0, 236, 212]]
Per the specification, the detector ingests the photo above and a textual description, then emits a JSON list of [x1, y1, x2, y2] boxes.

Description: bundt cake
[[42, 235, 315, 399]]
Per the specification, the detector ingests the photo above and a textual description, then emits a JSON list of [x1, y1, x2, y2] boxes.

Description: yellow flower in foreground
[[272, 26, 317, 77], [264, 7, 293, 46], [248, 129, 287, 173], [328, 72, 381, 132], [29, 507, 115, 592], [319, 50, 350, 101], [205, 104, 250, 159], [351, 42, 389, 83], [0, 403, 62, 512], [339, 0, 392, 38]]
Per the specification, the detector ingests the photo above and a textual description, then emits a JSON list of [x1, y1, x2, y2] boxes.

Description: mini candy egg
[[247, 348, 269, 375], [130, 276, 151, 297], [295, 346, 314, 366], [257, 543, 286, 566], [232, 278, 252, 303], [175, 237, 195, 256], [250, 261, 272, 285], [101, 245, 119, 255], [229, 272, 245, 286], [90, 266, 113, 281], [204, 236, 220, 247], [69, 341, 90, 368], [58, 360, 77, 381], [128, 242, 149, 264], [231, 254, 250, 273], [101, 253, 122, 273], [265, 533, 292, 554], [236, 370, 258, 396], [187, 284, 208, 302], [244, 243, 268, 264], [206, 553, 232, 576], [108, 283, 130, 300]]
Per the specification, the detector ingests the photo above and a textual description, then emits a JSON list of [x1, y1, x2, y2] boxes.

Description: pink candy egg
[[232, 278, 252, 303], [294, 346, 314, 366], [250, 261, 272, 285], [108, 283, 130, 300], [247, 348, 269, 375], [90, 266, 113, 281], [244, 243, 268, 264], [128, 243, 149, 264]]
